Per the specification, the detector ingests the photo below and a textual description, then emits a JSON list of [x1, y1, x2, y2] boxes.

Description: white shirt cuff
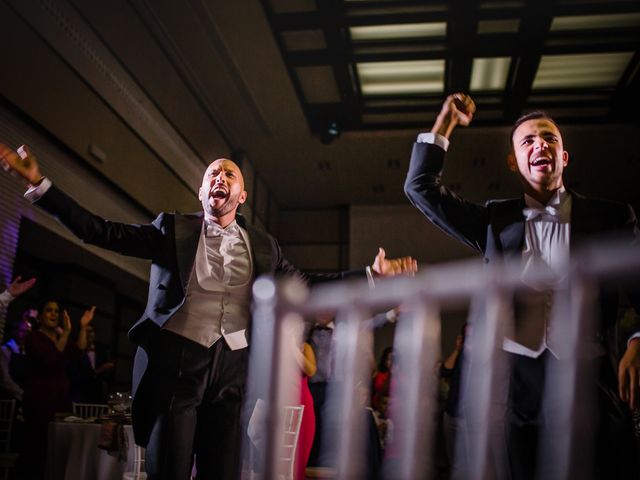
[[24, 177, 52, 203], [365, 266, 375, 290], [416, 132, 450, 151], [385, 309, 398, 323], [0, 290, 15, 308], [628, 332, 640, 349]]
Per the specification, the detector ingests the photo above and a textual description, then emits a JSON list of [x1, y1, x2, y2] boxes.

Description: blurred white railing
[[244, 240, 640, 480]]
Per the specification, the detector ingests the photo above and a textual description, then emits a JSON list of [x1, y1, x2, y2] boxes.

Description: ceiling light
[[550, 13, 640, 31], [350, 22, 446, 41], [532, 52, 633, 89], [357, 60, 445, 95], [470, 57, 511, 91]]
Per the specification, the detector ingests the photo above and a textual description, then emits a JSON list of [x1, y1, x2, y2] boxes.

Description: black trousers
[[142, 330, 248, 480], [497, 351, 636, 480], [307, 381, 327, 467]]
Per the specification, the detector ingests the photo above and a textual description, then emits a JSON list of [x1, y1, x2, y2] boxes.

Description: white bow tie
[[522, 205, 560, 221], [205, 223, 240, 238]]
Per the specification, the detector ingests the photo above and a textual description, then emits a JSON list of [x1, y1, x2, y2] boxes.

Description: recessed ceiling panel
[[264, 0, 640, 132], [357, 60, 445, 95], [281, 30, 326, 51], [296, 66, 341, 103], [477, 19, 520, 34], [269, 0, 317, 14], [345, 3, 447, 16], [362, 112, 435, 124], [532, 52, 633, 89], [470, 57, 511, 91], [480, 1, 525, 9], [550, 13, 640, 31], [350, 22, 446, 41], [353, 43, 445, 55]]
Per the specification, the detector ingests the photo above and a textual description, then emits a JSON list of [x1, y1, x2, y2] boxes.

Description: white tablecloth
[[45, 421, 137, 480]]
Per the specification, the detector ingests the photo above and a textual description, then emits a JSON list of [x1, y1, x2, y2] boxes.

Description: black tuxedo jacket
[[36, 185, 359, 440], [404, 141, 640, 355]]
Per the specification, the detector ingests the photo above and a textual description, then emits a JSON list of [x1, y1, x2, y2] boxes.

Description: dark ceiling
[[264, 0, 640, 137], [1, 0, 639, 219]]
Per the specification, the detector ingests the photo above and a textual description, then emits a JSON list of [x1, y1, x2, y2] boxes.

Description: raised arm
[[55, 310, 73, 353], [404, 94, 488, 253], [1, 143, 162, 259], [431, 93, 475, 139], [8, 276, 37, 297], [77, 306, 96, 351]]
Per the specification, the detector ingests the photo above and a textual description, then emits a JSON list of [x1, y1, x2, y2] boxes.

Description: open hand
[[372, 247, 418, 277], [80, 306, 96, 328], [7, 276, 36, 297], [61, 310, 72, 334]]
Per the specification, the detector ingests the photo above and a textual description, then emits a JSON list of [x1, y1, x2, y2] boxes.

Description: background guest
[[294, 340, 316, 480], [19, 300, 95, 479], [0, 276, 36, 311], [0, 315, 33, 400], [372, 347, 393, 411], [69, 324, 114, 403]]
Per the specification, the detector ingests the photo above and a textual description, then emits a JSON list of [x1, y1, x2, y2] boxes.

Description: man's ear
[[507, 153, 518, 172], [198, 187, 203, 201], [563, 150, 569, 167], [238, 190, 247, 205]]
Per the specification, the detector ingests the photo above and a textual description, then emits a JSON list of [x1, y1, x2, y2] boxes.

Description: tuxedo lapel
[[174, 213, 203, 290], [235, 214, 274, 277], [245, 224, 274, 277], [496, 198, 526, 255], [568, 191, 593, 248]]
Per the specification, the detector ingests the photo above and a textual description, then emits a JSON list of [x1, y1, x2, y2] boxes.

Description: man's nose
[[535, 138, 549, 150]]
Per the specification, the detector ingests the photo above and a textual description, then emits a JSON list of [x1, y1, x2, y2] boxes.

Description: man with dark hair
[[0, 142, 416, 480], [404, 93, 640, 479]]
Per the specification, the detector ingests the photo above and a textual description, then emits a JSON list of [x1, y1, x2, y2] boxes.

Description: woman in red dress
[[19, 300, 94, 479], [295, 341, 317, 480]]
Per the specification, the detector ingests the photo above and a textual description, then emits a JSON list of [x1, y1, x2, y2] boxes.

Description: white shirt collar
[[523, 187, 571, 222], [204, 219, 241, 238]]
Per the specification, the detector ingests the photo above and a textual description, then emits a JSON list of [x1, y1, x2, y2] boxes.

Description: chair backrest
[[72, 402, 109, 419], [281, 405, 304, 480], [122, 445, 146, 480], [0, 399, 15, 453]]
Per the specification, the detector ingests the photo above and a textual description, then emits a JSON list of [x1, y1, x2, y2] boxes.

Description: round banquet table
[[45, 421, 137, 480]]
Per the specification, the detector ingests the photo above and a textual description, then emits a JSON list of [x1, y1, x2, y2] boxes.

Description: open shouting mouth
[[530, 156, 552, 169], [211, 186, 229, 200]]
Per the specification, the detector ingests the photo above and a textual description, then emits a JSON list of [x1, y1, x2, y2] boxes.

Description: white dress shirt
[[23, 177, 254, 350], [503, 188, 571, 358], [164, 219, 253, 349], [417, 133, 572, 358]]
